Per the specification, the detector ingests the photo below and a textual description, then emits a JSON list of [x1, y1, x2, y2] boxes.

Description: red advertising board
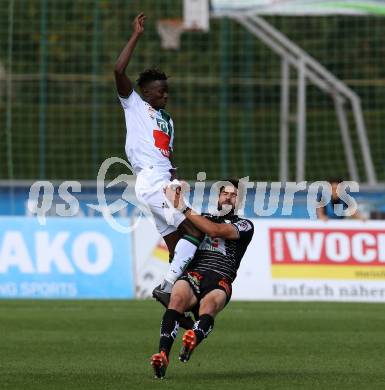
[[269, 228, 385, 279]]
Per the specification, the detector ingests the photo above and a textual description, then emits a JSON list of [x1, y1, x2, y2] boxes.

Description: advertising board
[[134, 217, 385, 302], [0, 217, 134, 298]]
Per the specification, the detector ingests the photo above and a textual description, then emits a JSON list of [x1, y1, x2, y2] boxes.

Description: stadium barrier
[[1, 216, 385, 301]]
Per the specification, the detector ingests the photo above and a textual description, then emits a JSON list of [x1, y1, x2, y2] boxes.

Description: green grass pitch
[[1, 300, 384, 390]]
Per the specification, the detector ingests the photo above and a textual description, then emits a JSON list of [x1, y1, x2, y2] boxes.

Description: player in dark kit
[[150, 179, 254, 379]]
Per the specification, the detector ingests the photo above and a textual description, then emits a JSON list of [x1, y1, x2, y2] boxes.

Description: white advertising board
[[134, 217, 385, 302], [233, 219, 385, 302], [132, 217, 169, 298]]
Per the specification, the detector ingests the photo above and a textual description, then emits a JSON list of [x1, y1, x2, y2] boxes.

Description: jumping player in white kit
[[114, 13, 203, 315]]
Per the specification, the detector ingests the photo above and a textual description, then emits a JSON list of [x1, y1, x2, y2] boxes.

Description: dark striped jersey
[[187, 214, 254, 282]]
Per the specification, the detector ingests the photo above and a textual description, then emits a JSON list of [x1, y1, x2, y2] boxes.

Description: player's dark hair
[[137, 68, 168, 88], [219, 178, 239, 193], [327, 176, 343, 184]]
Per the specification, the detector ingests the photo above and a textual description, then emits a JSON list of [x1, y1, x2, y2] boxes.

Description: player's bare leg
[[151, 280, 197, 378], [179, 289, 227, 362], [163, 229, 181, 259], [198, 289, 227, 317], [168, 280, 198, 312]]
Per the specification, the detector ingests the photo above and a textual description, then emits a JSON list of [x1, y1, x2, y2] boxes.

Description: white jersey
[[118, 90, 174, 174]]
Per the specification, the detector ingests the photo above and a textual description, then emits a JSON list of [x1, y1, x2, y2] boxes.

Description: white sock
[[165, 237, 199, 284]]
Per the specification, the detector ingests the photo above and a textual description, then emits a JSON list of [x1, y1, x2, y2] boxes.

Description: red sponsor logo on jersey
[[211, 238, 219, 248], [218, 278, 232, 297], [189, 271, 203, 281], [153, 130, 170, 157], [269, 228, 385, 265]]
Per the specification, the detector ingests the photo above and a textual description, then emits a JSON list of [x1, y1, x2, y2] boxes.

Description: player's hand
[[133, 12, 146, 36], [164, 180, 188, 210]]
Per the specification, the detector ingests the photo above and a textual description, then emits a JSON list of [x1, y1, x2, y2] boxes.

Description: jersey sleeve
[[231, 219, 254, 242], [117, 90, 142, 109]]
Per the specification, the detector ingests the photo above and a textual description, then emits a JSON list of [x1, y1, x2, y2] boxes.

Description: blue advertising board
[[0, 217, 134, 298]]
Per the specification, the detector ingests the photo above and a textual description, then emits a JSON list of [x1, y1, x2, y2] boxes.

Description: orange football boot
[[151, 350, 169, 379], [179, 329, 197, 362]]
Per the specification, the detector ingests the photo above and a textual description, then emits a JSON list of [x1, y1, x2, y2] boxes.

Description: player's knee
[[199, 301, 218, 317], [200, 293, 226, 317], [169, 292, 188, 312]]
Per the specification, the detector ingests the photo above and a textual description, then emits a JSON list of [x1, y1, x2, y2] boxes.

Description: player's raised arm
[[114, 12, 146, 97]]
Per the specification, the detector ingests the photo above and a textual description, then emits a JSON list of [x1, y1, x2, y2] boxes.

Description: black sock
[[191, 305, 200, 322], [193, 314, 215, 345], [159, 309, 181, 357]]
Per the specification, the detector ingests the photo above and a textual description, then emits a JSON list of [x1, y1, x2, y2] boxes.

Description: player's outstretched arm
[[185, 210, 239, 240], [114, 12, 146, 97], [164, 185, 239, 240]]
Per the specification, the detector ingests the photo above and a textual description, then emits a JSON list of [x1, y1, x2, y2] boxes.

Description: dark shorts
[[178, 269, 232, 305]]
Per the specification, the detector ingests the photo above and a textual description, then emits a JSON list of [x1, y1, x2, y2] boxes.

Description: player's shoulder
[[117, 89, 143, 108], [118, 89, 140, 100], [231, 216, 254, 233], [159, 109, 173, 122]]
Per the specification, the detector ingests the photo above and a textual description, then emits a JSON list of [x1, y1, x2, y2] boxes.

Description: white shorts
[[135, 167, 186, 237]]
